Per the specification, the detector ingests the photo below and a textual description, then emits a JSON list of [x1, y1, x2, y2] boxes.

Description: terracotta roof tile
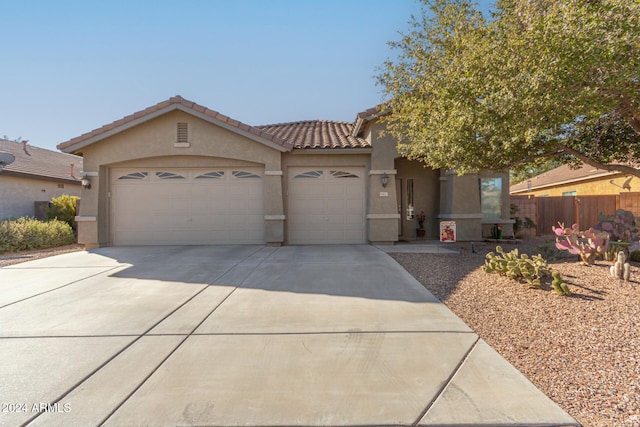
[[256, 120, 370, 149], [58, 95, 292, 151], [0, 139, 82, 183]]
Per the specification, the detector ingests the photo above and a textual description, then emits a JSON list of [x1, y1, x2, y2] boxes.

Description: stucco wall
[[365, 122, 401, 243], [0, 175, 81, 220]]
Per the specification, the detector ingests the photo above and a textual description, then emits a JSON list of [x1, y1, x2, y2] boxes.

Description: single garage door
[[110, 167, 264, 245], [288, 167, 366, 244]]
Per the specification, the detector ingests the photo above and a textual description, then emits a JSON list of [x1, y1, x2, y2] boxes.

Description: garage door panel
[[347, 214, 365, 225], [326, 199, 345, 211], [111, 167, 264, 245], [326, 186, 346, 197]]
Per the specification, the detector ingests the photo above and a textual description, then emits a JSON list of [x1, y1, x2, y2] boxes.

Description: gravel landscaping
[[0, 244, 84, 268], [391, 237, 640, 427]]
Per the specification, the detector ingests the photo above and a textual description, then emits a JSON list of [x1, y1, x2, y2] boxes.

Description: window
[[562, 191, 577, 196], [195, 171, 224, 179], [406, 179, 414, 219], [294, 170, 323, 179], [232, 171, 261, 179], [118, 172, 148, 180], [156, 171, 185, 180], [330, 170, 358, 178], [480, 177, 502, 219]]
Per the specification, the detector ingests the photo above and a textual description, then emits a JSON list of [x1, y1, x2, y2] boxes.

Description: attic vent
[[177, 122, 188, 144]]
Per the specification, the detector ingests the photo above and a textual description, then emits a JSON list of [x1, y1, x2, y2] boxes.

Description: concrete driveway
[[0, 245, 577, 426]]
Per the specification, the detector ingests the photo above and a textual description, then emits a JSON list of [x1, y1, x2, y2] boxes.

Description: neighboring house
[[0, 138, 82, 220], [57, 96, 512, 248], [510, 163, 634, 197]]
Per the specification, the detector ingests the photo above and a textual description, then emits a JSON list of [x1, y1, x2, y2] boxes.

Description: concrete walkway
[[0, 245, 578, 426]]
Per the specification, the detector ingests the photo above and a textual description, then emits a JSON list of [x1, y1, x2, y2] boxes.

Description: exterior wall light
[[81, 175, 92, 189], [381, 172, 389, 188]]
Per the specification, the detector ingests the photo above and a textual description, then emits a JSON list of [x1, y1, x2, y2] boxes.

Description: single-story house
[[510, 163, 635, 197], [0, 138, 82, 220], [58, 96, 512, 248]]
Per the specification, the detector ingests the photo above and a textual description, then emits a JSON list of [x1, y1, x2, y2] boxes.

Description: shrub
[[46, 194, 79, 233], [0, 217, 74, 253]]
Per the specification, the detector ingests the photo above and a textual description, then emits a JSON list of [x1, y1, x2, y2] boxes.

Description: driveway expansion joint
[[412, 335, 480, 426]]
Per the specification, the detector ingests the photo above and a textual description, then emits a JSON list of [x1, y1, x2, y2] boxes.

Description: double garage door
[[110, 168, 264, 245], [110, 166, 366, 245]]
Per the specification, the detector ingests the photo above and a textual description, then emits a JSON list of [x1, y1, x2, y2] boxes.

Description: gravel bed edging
[[0, 244, 84, 267], [390, 238, 640, 427]]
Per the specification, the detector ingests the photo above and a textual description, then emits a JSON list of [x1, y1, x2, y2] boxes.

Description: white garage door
[[288, 167, 366, 244], [110, 168, 264, 245]]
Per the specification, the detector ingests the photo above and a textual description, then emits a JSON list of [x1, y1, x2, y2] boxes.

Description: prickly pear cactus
[[483, 246, 552, 289], [553, 222, 609, 265], [551, 271, 571, 296]]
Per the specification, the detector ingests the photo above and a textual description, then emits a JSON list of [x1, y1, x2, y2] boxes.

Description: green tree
[[377, 0, 640, 177]]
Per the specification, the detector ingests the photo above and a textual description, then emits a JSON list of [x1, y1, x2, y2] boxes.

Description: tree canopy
[[378, 0, 640, 178]]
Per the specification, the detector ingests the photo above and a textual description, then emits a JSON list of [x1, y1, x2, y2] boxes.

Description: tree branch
[[555, 143, 640, 178]]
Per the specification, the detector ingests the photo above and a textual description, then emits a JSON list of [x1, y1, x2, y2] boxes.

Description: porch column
[[367, 169, 400, 244], [264, 170, 285, 245]]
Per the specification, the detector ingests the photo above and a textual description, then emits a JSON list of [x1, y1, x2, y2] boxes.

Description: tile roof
[[256, 120, 370, 149], [58, 96, 293, 152], [0, 139, 82, 183], [510, 163, 621, 193]]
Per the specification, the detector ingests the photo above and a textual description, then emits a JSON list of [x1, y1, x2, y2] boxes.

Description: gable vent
[[177, 122, 188, 143]]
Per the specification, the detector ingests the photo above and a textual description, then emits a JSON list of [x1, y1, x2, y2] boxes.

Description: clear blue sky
[[1, 0, 493, 151]]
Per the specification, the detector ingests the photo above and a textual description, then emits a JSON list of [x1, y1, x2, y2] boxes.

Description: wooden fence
[[511, 192, 640, 236]]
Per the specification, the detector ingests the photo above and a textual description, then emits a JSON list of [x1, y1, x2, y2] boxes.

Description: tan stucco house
[[0, 138, 82, 220], [58, 96, 512, 248]]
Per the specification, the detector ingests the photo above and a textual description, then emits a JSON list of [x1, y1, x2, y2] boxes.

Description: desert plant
[[630, 250, 640, 263], [483, 245, 552, 289], [552, 222, 609, 265], [537, 238, 563, 261], [610, 251, 632, 281], [593, 209, 639, 260], [46, 194, 79, 233], [0, 217, 74, 253], [593, 209, 639, 243], [551, 271, 571, 296]]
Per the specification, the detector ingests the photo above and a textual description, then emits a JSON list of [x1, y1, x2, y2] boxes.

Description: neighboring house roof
[[0, 138, 82, 184], [58, 96, 294, 153], [256, 121, 370, 149], [510, 163, 621, 193]]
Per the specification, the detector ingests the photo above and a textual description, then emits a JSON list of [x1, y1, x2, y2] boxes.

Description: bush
[[46, 194, 79, 233], [0, 217, 75, 253]]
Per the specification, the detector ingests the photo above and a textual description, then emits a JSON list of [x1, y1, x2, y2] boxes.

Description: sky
[[1, 0, 494, 152]]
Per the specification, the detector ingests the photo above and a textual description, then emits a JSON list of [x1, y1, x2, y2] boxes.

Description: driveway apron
[[0, 245, 578, 426]]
